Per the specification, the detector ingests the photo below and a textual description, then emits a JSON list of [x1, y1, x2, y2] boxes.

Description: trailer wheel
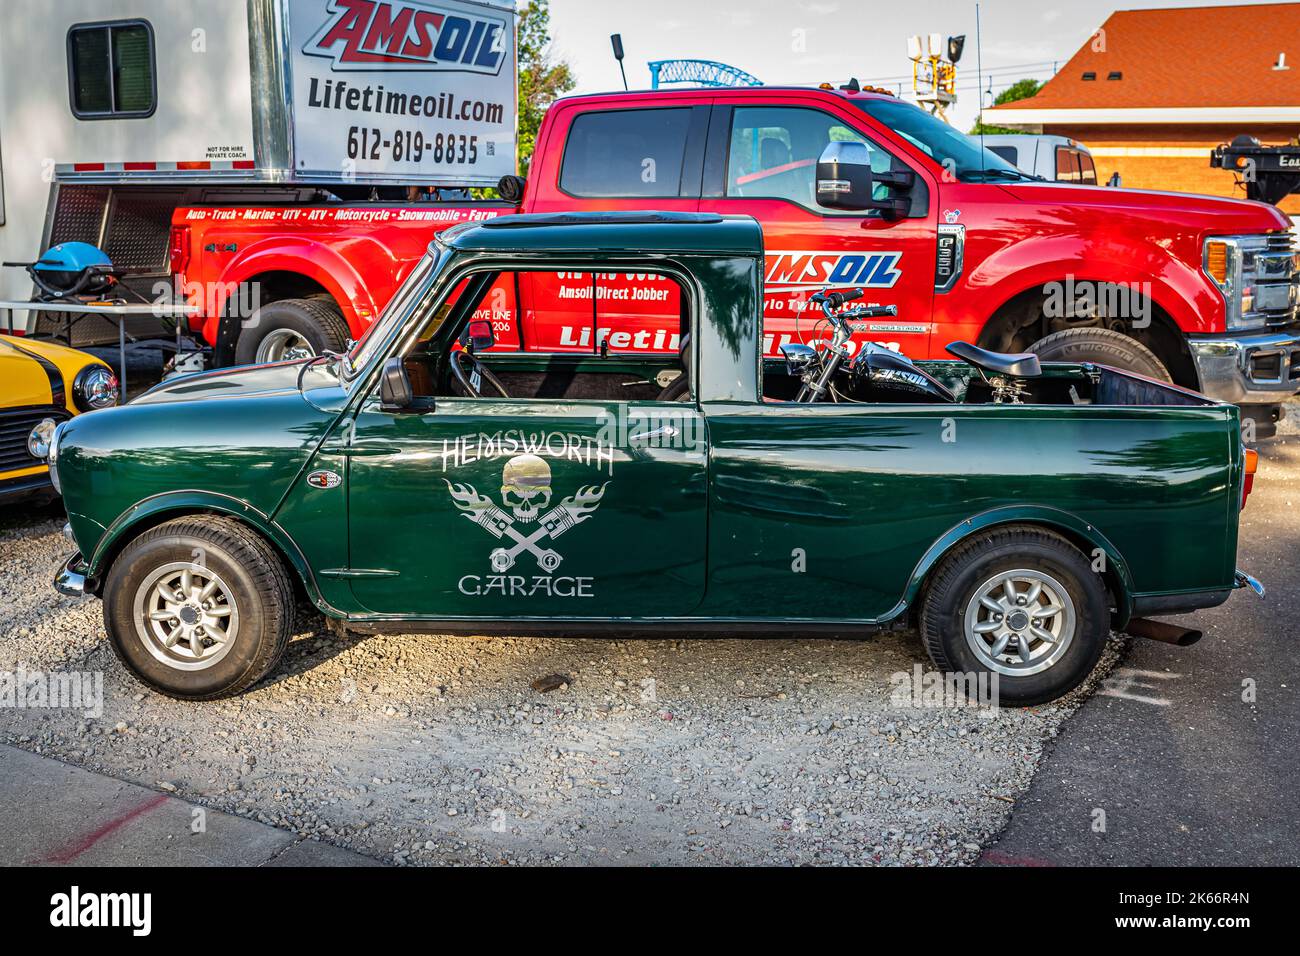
[[1028, 328, 1171, 381], [102, 515, 295, 699], [919, 526, 1109, 706], [235, 297, 350, 365]]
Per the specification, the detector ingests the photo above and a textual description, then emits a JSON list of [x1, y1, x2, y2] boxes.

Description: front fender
[[969, 236, 1220, 335], [84, 490, 325, 610], [899, 505, 1137, 627]]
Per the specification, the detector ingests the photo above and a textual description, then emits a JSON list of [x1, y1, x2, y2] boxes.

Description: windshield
[[853, 99, 1037, 182], [345, 246, 445, 379]]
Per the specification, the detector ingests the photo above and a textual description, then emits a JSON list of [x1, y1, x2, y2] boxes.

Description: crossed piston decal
[[445, 454, 607, 572]]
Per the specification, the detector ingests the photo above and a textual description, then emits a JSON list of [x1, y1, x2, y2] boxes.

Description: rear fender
[[202, 238, 383, 343], [901, 505, 1136, 625]]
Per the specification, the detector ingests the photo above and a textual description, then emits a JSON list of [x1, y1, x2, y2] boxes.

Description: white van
[[976, 134, 1101, 184]]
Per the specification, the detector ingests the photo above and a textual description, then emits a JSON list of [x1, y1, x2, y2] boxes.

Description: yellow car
[[1, 334, 118, 502]]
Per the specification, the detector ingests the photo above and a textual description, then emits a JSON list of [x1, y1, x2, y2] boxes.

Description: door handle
[[321, 442, 403, 457]]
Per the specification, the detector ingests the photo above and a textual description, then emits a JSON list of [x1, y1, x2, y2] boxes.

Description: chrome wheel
[[132, 562, 240, 671], [963, 569, 1076, 676], [256, 328, 315, 363]]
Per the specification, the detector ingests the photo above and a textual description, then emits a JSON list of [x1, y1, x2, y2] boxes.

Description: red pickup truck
[[170, 86, 1300, 434]]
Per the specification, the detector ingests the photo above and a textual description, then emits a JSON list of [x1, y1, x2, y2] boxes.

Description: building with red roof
[[988, 2, 1300, 212]]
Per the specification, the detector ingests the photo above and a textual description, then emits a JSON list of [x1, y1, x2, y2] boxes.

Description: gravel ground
[[0, 503, 1125, 866]]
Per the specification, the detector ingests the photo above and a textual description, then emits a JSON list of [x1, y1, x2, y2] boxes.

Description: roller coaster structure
[[647, 59, 763, 89]]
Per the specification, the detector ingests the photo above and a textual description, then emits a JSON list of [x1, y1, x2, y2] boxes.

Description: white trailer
[[0, 0, 517, 340]]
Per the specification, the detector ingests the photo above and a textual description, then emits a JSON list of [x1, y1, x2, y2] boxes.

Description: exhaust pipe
[[1123, 617, 1203, 647]]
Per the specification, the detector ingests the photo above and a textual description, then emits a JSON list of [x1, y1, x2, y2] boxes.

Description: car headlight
[[47, 420, 65, 494], [1204, 234, 1299, 332], [28, 418, 57, 459], [73, 364, 119, 411]]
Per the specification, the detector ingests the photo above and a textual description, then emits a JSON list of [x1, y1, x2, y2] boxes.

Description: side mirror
[[380, 356, 414, 411], [497, 174, 526, 204], [816, 142, 911, 218], [465, 318, 495, 352]]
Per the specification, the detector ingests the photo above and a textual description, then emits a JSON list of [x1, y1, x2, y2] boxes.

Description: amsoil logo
[[765, 250, 903, 291], [304, 0, 509, 75]]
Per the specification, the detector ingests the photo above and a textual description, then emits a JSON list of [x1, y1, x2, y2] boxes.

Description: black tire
[[919, 525, 1109, 707], [103, 515, 295, 700], [1029, 327, 1171, 381], [234, 296, 350, 366]]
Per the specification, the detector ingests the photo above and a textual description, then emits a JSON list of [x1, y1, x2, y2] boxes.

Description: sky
[[545, 0, 1285, 131]]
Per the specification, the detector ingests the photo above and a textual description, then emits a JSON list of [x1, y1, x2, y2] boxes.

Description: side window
[[68, 20, 156, 119], [726, 106, 893, 211], [404, 270, 691, 403], [987, 145, 1019, 166], [1055, 147, 1078, 183], [560, 108, 693, 198], [1078, 151, 1098, 185]]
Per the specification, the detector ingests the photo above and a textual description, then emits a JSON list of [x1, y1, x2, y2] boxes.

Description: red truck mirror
[[816, 141, 910, 218]]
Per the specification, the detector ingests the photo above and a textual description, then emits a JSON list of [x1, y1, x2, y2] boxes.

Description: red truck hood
[[999, 182, 1291, 235]]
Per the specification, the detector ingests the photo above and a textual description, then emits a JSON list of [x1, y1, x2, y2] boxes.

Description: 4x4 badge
[[307, 470, 341, 489], [445, 454, 607, 572]]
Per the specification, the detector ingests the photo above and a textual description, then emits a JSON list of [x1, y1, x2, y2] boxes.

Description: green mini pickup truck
[[50, 212, 1263, 704]]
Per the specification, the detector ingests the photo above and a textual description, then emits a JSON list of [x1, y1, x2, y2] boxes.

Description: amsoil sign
[[288, 0, 517, 185]]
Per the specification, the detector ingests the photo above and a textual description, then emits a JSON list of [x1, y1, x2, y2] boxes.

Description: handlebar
[[811, 289, 898, 349], [810, 288, 863, 310]]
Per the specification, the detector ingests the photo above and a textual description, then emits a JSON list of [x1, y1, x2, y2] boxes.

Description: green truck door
[[344, 397, 708, 618]]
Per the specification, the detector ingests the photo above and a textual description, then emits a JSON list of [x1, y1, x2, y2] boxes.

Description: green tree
[[516, 0, 575, 173], [969, 78, 1042, 135]]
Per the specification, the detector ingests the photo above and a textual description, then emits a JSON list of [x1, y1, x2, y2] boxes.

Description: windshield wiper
[[961, 168, 1044, 183]]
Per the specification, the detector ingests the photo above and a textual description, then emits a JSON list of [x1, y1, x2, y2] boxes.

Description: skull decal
[[500, 454, 552, 524]]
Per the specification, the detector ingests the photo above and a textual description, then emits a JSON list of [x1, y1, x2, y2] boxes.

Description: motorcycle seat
[[945, 341, 1042, 378]]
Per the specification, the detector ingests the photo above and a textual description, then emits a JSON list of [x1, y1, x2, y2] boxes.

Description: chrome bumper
[[54, 553, 89, 598], [1189, 329, 1300, 405]]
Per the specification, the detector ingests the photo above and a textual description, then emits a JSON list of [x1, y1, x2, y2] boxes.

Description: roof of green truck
[[435, 211, 765, 257]]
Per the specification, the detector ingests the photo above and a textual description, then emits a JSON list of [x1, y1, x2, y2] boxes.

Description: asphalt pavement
[[984, 423, 1299, 865], [0, 744, 380, 867]]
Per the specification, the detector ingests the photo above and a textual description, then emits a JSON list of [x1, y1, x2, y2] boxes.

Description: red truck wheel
[[1028, 328, 1171, 381], [235, 297, 350, 366]]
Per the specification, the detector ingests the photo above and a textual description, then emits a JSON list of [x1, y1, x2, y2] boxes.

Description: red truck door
[[524, 101, 710, 354], [698, 100, 937, 360]]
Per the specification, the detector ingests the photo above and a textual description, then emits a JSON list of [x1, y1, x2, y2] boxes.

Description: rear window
[[560, 108, 692, 198], [1055, 147, 1080, 183], [1078, 151, 1097, 185], [67, 20, 156, 119]]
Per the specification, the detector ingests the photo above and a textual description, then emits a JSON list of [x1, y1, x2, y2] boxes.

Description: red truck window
[[725, 107, 890, 211], [559, 108, 694, 198]]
